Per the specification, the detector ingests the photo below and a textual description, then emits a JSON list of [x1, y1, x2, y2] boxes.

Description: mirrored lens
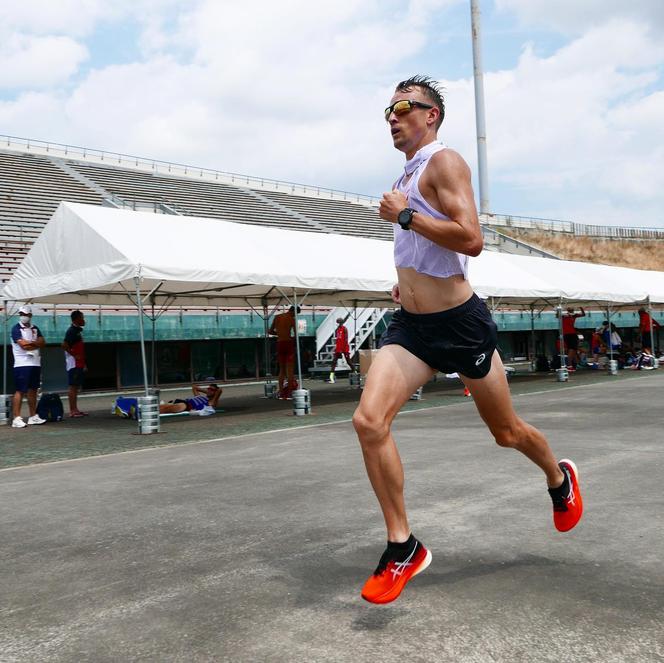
[[392, 100, 413, 115], [384, 100, 414, 121]]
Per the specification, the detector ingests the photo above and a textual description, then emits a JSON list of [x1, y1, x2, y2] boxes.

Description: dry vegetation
[[496, 228, 664, 271]]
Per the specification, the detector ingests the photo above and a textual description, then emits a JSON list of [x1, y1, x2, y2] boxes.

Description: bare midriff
[[396, 268, 473, 314]]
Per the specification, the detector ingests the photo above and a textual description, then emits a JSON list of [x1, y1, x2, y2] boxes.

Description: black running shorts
[[563, 333, 579, 351], [379, 293, 498, 379]]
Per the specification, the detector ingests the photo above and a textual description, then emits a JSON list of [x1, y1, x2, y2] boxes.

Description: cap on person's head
[[18, 304, 32, 315], [336, 317, 344, 324]]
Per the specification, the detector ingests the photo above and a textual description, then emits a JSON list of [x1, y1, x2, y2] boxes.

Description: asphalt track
[[1, 372, 663, 662]]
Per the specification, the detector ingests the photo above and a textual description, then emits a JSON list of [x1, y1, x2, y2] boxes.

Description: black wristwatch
[[397, 207, 415, 230]]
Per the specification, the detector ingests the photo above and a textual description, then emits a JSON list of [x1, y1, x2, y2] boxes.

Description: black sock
[[387, 533, 416, 554], [549, 468, 569, 496]]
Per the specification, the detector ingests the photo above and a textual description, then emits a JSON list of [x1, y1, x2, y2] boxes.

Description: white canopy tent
[[2, 202, 660, 307], [1, 202, 662, 397]]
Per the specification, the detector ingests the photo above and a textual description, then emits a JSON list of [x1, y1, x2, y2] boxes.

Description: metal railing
[[482, 213, 664, 240], [3, 133, 663, 236], [0, 134, 380, 206]]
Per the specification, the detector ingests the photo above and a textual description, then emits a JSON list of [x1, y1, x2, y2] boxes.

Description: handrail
[[482, 212, 664, 239], [3, 133, 663, 236], [0, 134, 380, 206]]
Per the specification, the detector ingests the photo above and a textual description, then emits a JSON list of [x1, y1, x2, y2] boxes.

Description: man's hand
[[391, 284, 401, 305], [379, 189, 408, 223]]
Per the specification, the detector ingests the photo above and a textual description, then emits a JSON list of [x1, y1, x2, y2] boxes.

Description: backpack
[[113, 397, 139, 419], [36, 393, 64, 422]]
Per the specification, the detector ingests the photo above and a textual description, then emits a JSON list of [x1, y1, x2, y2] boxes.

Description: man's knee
[[352, 407, 389, 445], [492, 420, 524, 448]]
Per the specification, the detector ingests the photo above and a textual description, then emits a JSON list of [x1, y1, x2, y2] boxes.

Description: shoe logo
[[563, 467, 576, 506], [474, 353, 486, 366], [389, 544, 418, 580]]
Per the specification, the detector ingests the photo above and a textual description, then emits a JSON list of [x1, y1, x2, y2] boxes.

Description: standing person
[[638, 307, 660, 355], [353, 75, 583, 605], [328, 317, 356, 383], [62, 310, 87, 417], [558, 306, 585, 371], [10, 304, 46, 428], [269, 306, 300, 399]]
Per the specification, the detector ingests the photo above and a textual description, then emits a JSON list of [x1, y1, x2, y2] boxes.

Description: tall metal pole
[[293, 290, 303, 388], [134, 277, 150, 397], [3, 301, 7, 397], [470, 0, 490, 215], [647, 296, 655, 356]]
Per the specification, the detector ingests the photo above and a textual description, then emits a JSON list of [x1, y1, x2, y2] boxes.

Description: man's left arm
[[34, 332, 45, 348], [379, 149, 483, 257]]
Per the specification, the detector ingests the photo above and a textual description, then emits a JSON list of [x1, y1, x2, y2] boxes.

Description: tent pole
[[2, 301, 7, 398], [293, 290, 303, 388], [606, 304, 614, 365], [354, 300, 358, 360], [263, 299, 272, 383], [135, 277, 149, 397], [557, 300, 565, 371], [647, 296, 655, 357], [530, 304, 536, 371], [151, 299, 156, 387]]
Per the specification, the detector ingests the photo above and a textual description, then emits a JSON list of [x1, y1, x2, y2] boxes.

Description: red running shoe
[[549, 459, 583, 532], [361, 536, 432, 604]]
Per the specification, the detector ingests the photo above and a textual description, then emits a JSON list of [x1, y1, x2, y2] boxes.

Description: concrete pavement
[[1, 371, 663, 662]]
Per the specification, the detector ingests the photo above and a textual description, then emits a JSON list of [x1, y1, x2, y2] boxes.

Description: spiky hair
[[395, 75, 445, 129]]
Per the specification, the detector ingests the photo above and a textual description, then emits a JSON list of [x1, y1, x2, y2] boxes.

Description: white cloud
[[0, 1, 663, 227], [0, 34, 88, 88], [456, 19, 664, 224], [0, 1, 117, 37], [495, 0, 664, 35]]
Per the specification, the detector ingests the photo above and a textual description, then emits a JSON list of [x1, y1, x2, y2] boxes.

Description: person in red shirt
[[269, 306, 300, 399], [638, 308, 661, 355], [328, 317, 356, 383], [558, 306, 585, 370], [62, 310, 87, 417]]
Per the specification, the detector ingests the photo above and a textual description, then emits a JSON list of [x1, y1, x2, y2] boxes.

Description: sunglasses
[[384, 99, 434, 122]]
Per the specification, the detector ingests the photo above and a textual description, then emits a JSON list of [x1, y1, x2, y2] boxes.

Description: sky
[[1, 0, 664, 228]]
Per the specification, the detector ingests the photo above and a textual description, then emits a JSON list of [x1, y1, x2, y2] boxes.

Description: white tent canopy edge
[[2, 202, 663, 308]]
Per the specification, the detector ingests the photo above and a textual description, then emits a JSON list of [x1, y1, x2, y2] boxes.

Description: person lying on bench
[[160, 384, 223, 414]]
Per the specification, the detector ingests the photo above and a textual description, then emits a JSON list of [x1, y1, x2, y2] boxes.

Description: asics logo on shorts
[[474, 353, 486, 366]]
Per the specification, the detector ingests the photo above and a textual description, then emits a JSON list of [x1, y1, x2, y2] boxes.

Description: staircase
[[313, 307, 387, 372]]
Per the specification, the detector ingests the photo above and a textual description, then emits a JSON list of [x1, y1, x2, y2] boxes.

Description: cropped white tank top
[[393, 141, 468, 279]]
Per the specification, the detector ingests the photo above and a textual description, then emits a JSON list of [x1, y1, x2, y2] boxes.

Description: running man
[[353, 75, 583, 605], [328, 317, 356, 383], [269, 306, 300, 399]]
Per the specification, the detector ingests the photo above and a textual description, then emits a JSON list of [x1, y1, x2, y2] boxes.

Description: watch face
[[398, 208, 413, 227]]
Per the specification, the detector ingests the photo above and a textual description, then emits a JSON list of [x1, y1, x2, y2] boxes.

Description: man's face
[[76, 315, 86, 327], [386, 87, 438, 154]]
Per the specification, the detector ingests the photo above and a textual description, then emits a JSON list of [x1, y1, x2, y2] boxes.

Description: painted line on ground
[[0, 373, 657, 474]]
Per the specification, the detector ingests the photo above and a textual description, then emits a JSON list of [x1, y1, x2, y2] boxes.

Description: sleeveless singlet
[[393, 141, 468, 279]]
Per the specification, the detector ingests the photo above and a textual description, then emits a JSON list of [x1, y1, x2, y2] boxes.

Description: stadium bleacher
[[0, 145, 398, 282]]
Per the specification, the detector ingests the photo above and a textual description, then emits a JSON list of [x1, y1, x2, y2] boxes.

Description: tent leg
[[2, 301, 7, 397], [556, 300, 567, 379], [135, 277, 149, 397], [605, 304, 618, 375], [2, 301, 8, 425], [151, 302, 156, 387], [293, 290, 303, 388], [530, 305, 536, 372], [647, 296, 656, 363], [263, 300, 271, 384]]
